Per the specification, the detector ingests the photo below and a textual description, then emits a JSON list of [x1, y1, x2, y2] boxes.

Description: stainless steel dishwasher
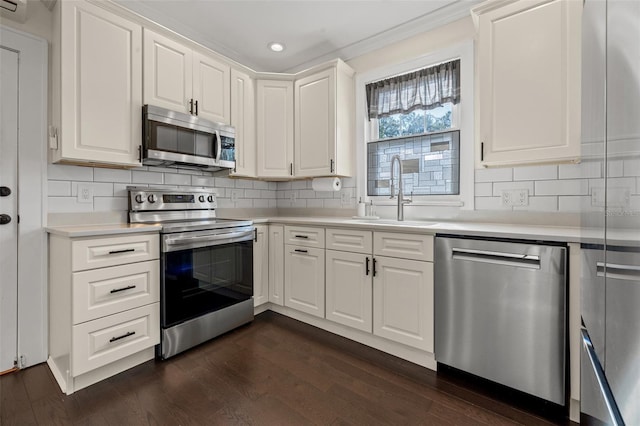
[[435, 236, 567, 405]]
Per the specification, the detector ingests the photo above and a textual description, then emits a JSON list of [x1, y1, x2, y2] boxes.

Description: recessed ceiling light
[[268, 42, 285, 52]]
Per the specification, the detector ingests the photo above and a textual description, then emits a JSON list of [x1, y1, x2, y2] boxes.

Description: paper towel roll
[[311, 177, 342, 191]]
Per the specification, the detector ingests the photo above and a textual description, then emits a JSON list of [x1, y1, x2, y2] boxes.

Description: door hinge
[[17, 355, 26, 368]]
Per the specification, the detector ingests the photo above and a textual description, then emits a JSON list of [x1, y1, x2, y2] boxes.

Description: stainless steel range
[[128, 186, 254, 359]]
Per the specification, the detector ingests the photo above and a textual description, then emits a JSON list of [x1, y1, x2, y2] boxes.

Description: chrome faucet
[[389, 155, 412, 221]]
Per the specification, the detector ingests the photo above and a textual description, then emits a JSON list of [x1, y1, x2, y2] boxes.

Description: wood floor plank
[[0, 311, 573, 425]]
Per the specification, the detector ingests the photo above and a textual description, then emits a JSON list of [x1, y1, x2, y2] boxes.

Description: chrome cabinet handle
[[108, 248, 135, 255], [365, 257, 370, 276], [596, 262, 640, 281], [110, 285, 136, 294], [452, 248, 540, 269]]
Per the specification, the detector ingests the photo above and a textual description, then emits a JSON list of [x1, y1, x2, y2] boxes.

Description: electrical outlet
[[230, 189, 241, 203], [501, 189, 529, 207], [77, 184, 93, 203], [289, 192, 297, 203]]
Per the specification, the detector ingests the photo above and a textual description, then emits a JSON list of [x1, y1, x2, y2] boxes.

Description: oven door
[[161, 227, 254, 328]]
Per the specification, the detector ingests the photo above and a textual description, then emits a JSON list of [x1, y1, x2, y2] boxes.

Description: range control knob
[[135, 194, 144, 203], [198, 195, 205, 202], [207, 195, 214, 202], [147, 194, 157, 203]]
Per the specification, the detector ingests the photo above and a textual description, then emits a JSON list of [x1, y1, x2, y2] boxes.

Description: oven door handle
[[165, 229, 254, 248]]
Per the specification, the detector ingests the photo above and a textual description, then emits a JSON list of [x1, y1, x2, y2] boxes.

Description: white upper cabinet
[[294, 60, 355, 177], [256, 79, 294, 178], [230, 69, 256, 177], [143, 29, 230, 124], [473, 0, 581, 167], [52, 0, 143, 166]]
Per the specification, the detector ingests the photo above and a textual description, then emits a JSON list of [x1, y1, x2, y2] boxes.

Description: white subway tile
[[209, 188, 225, 197], [48, 164, 93, 181], [71, 182, 113, 197], [268, 182, 278, 190], [132, 171, 163, 184], [278, 181, 292, 190], [535, 179, 589, 196], [253, 199, 270, 208], [93, 168, 131, 183], [227, 188, 244, 198], [474, 168, 513, 183], [559, 162, 602, 179], [268, 199, 277, 208], [306, 199, 324, 209], [215, 177, 235, 188], [253, 181, 269, 190], [217, 199, 235, 208], [623, 158, 640, 177], [164, 173, 191, 186], [147, 166, 178, 174], [235, 199, 253, 208], [474, 197, 511, 210], [323, 199, 342, 209], [276, 198, 292, 208], [492, 181, 534, 197], [292, 180, 308, 190], [94, 197, 128, 211], [261, 190, 276, 199], [607, 177, 637, 193], [474, 182, 492, 197], [341, 177, 356, 188], [177, 168, 203, 175], [48, 180, 71, 197], [513, 165, 558, 181], [245, 189, 261, 198], [113, 183, 135, 197], [235, 179, 254, 189], [513, 196, 558, 212], [315, 191, 334, 199], [191, 176, 216, 187], [298, 189, 316, 199], [48, 197, 94, 213], [608, 160, 624, 177], [559, 196, 591, 212]]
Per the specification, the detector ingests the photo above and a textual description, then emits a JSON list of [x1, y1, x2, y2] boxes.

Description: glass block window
[[367, 130, 460, 196]]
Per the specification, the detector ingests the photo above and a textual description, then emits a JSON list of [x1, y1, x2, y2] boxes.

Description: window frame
[[355, 41, 474, 210]]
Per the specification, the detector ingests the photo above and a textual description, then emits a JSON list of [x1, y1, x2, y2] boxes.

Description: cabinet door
[[284, 245, 325, 318], [326, 250, 372, 332], [230, 69, 256, 177], [373, 257, 433, 352], [294, 68, 336, 177], [253, 225, 269, 307], [143, 29, 192, 114], [476, 0, 581, 167], [59, 1, 142, 166], [193, 51, 230, 124], [256, 80, 294, 178], [268, 225, 285, 306]]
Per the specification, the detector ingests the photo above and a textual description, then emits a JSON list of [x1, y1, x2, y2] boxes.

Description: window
[[366, 59, 460, 197]]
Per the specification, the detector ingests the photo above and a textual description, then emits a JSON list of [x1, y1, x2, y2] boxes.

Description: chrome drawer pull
[[108, 248, 135, 255], [109, 331, 135, 343], [110, 285, 136, 294]]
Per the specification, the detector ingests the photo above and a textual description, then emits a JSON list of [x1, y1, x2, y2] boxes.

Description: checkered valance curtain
[[366, 59, 460, 120]]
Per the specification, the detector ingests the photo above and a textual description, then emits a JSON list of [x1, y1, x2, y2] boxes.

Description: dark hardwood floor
[[1, 311, 572, 425]]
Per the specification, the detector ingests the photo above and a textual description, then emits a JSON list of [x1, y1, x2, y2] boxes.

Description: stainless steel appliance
[[128, 187, 254, 359], [435, 236, 567, 405], [580, 0, 640, 424], [143, 104, 236, 171]]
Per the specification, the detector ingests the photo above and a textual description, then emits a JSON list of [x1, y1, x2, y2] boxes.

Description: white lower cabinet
[[325, 250, 372, 332], [48, 232, 160, 395], [253, 225, 269, 307], [268, 225, 285, 306], [284, 244, 325, 318], [372, 256, 433, 352]]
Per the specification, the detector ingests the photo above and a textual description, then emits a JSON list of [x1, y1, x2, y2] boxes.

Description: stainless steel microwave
[[142, 104, 235, 171]]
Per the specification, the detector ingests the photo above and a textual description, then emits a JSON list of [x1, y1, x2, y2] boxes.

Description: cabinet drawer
[[374, 232, 433, 262], [326, 228, 372, 253], [73, 260, 160, 324], [72, 233, 159, 271], [284, 226, 325, 248], [72, 303, 159, 376]]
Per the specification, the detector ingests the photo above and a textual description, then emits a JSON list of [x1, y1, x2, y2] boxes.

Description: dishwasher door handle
[[452, 248, 541, 269], [597, 262, 640, 281]]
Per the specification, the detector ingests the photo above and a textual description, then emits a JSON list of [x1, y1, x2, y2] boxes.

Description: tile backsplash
[[47, 164, 357, 214]]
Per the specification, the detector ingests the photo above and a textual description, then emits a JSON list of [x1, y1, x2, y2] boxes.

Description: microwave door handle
[[215, 130, 222, 162]]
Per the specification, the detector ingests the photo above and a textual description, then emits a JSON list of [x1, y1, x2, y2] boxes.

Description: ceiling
[[113, 0, 476, 73]]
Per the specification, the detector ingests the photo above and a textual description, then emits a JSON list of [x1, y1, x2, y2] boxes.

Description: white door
[[0, 46, 19, 372], [256, 80, 294, 178], [284, 245, 325, 318], [192, 51, 230, 124], [253, 225, 269, 307]]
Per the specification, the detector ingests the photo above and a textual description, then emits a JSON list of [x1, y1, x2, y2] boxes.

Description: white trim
[[0, 25, 48, 367], [355, 40, 475, 212]]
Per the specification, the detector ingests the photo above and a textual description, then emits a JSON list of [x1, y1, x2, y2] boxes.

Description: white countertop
[[46, 223, 162, 238], [45, 215, 638, 246]]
